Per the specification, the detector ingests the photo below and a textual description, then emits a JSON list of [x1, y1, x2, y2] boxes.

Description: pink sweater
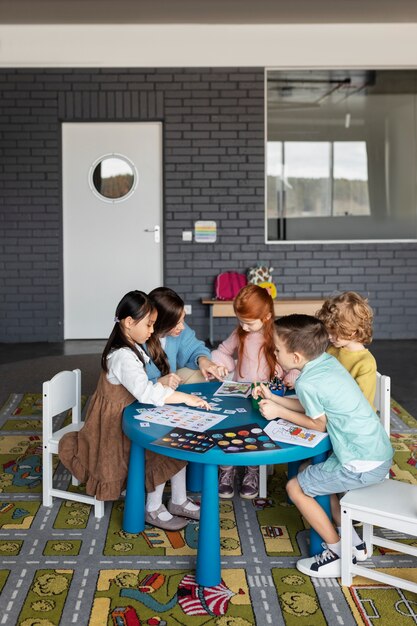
[[211, 329, 284, 382]]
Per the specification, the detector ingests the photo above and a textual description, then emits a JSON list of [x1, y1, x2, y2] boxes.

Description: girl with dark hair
[[211, 284, 282, 500], [59, 290, 210, 531], [146, 287, 226, 388]]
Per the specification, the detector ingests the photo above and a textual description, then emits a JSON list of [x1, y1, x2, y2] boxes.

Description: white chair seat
[[341, 479, 417, 593], [48, 423, 84, 453]]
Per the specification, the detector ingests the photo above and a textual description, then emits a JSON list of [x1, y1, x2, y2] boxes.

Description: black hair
[[146, 287, 185, 376], [101, 290, 154, 372]]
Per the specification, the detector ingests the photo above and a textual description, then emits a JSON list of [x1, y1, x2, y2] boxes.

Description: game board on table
[[134, 405, 226, 432]]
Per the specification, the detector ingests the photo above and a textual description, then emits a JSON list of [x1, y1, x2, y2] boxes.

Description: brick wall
[[1, 68, 416, 342]]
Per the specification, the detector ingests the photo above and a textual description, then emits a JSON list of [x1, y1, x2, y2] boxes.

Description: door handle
[[144, 225, 160, 243]]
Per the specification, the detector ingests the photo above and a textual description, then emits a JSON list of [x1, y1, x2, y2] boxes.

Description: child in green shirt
[[254, 314, 393, 578]]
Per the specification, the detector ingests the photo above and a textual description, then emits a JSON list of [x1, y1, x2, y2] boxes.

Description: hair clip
[[114, 316, 120, 323]]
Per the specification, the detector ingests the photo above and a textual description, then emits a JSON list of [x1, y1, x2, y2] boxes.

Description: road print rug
[[0, 393, 417, 626]]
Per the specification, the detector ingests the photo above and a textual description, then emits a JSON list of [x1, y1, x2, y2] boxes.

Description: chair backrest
[[374, 371, 391, 436], [42, 369, 81, 441]]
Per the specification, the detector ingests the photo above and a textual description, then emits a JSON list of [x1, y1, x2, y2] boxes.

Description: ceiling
[[2, 0, 417, 24]]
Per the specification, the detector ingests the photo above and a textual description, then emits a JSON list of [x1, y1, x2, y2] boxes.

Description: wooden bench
[[202, 298, 325, 345]]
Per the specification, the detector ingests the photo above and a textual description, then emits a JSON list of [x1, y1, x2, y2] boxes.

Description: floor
[[1, 339, 417, 415]]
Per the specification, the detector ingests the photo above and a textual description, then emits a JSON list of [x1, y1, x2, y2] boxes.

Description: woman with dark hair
[[59, 290, 210, 531], [146, 287, 227, 388]]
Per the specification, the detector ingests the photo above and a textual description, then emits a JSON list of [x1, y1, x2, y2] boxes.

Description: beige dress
[[58, 371, 186, 501]]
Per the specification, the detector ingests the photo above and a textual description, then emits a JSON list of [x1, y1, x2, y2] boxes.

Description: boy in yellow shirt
[[317, 291, 376, 406]]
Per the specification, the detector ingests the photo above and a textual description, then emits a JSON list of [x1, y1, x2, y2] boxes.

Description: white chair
[[341, 480, 417, 593], [340, 373, 417, 592], [259, 371, 391, 499], [42, 369, 105, 519], [374, 371, 391, 436]]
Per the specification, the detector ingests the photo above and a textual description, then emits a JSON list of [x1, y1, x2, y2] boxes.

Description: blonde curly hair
[[316, 291, 373, 344]]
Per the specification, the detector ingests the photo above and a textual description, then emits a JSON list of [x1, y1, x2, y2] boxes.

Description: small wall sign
[[194, 220, 217, 243]]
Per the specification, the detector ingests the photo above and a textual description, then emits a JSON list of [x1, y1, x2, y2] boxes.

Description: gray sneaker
[[218, 466, 235, 499], [239, 466, 259, 499]]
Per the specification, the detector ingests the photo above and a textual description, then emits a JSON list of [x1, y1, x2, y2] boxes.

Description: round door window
[[89, 154, 137, 202]]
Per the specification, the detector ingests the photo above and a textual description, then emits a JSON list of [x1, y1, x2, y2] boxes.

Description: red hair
[[233, 284, 276, 379]]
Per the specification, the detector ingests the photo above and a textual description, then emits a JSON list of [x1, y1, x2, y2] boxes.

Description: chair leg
[[341, 506, 353, 587], [94, 499, 105, 519], [42, 449, 53, 508], [259, 465, 268, 498], [362, 523, 373, 557]]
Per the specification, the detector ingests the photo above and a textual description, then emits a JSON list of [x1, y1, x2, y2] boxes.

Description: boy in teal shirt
[[254, 314, 393, 578]]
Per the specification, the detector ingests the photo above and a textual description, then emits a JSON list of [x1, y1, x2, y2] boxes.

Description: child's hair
[[101, 290, 155, 372], [146, 287, 185, 376], [233, 283, 276, 379], [316, 291, 373, 344], [274, 314, 329, 361]]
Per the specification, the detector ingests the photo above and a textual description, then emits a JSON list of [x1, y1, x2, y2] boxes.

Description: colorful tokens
[[154, 428, 215, 453], [210, 423, 281, 453]]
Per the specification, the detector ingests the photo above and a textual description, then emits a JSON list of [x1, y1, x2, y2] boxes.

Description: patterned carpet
[[1, 393, 417, 626]]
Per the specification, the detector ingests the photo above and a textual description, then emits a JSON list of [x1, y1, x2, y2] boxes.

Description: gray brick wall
[[1, 68, 416, 342]]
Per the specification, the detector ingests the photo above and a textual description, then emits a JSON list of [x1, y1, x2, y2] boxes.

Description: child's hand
[[259, 399, 280, 421], [198, 357, 228, 381], [184, 394, 211, 411], [252, 382, 272, 401], [159, 373, 182, 389]]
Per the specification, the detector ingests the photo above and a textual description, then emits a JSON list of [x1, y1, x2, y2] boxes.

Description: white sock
[[146, 483, 173, 521], [337, 525, 362, 547], [327, 540, 341, 557], [170, 467, 199, 511]]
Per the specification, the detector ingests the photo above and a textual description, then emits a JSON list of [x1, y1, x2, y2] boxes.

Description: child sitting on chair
[[316, 291, 377, 406], [253, 314, 393, 578], [59, 290, 210, 532]]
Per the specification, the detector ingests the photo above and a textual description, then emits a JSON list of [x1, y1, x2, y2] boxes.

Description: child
[[283, 291, 377, 403], [316, 291, 376, 406], [146, 287, 227, 387], [59, 290, 210, 531], [211, 283, 283, 499], [253, 314, 393, 578]]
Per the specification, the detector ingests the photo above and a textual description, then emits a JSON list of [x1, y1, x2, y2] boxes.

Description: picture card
[[213, 381, 252, 398], [209, 423, 281, 453], [264, 419, 329, 448], [153, 428, 215, 454], [134, 405, 226, 432]]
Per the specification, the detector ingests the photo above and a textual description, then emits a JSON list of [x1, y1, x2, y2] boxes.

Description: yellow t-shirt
[[327, 345, 377, 408]]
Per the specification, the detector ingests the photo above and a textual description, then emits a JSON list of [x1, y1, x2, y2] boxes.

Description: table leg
[[122, 442, 145, 534], [287, 460, 301, 481], [196, 463, 221, 587], [309, 451, 332, 556], [187, 462, 203, 493], [209, 307, 214, 346]]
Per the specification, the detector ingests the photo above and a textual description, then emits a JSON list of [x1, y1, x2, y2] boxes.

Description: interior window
[[266, 69, 417, 242]]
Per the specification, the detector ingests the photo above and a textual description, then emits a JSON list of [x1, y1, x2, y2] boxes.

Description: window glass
[[266, 69, 417, 241], [90, 155, 137, 202]]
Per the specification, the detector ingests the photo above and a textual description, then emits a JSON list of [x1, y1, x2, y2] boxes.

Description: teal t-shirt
[[295, 353, 393, 472]]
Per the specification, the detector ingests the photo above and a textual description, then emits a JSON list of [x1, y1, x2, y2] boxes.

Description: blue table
[[122, 382, 332, 587]]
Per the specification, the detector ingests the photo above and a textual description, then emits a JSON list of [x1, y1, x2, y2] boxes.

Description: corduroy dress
[[58, 371, 186, 501]]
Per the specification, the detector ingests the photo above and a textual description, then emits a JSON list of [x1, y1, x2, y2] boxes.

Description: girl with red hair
[[211, 284, 283, 499]]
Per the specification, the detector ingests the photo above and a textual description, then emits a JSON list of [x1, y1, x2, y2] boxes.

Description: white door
[[62, 122, 163, 338]]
